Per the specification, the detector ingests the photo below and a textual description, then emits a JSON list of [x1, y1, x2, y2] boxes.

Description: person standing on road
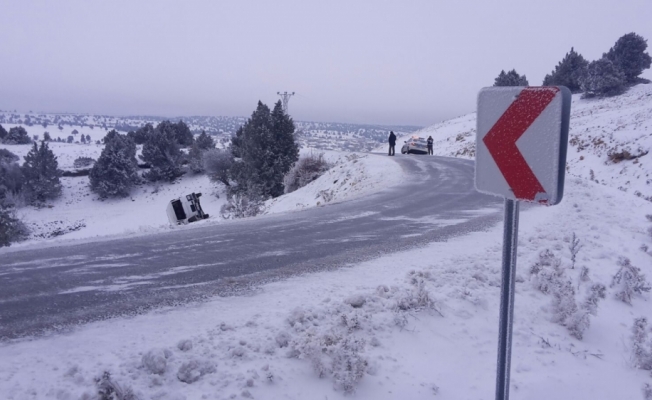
[[427, 135, 434, 155], [388, 131, 396, 156]]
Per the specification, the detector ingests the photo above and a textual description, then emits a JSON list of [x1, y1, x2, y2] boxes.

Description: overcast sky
[[1, 0, 651, 127]]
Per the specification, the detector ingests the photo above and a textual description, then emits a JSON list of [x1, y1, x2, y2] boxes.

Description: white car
[[166, 192, 209, 225], [401, 137, 428, 154]]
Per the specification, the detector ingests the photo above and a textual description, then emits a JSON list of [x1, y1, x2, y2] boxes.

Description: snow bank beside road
[[266, 152, 403, 214], [1, 174, 650, 399]]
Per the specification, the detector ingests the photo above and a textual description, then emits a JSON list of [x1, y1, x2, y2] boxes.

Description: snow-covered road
[[0, 155, 502, 340]]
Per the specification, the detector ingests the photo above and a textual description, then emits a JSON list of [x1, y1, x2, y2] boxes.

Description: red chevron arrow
[[483, 87, 559, 203]]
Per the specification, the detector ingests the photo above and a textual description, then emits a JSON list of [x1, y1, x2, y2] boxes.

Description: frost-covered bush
[[177, 339, 193, 352], [141, 348, 170, 375], [95, 371, 138, 400], [531, 249, 606, 339], [0, 208, 30, 247], [177, 360, 215, 384], [290, 329, 368, 394], [284, 152, 331, 194], [530, 249, 563, 294], [220, 191, 264, 219], [610, 257, 651, 304], [630, 317, 652, 370], [551, 279, 578, 325], [566, 283, 606, 340], [331, 337, 368, 394]]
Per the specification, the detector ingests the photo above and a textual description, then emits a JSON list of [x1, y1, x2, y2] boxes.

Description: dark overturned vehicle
[[401, 136, 428, 154], [167, 193, 209, 225]]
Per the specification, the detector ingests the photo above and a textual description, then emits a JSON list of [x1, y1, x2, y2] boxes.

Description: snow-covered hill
[[1, 86, 652, 399]]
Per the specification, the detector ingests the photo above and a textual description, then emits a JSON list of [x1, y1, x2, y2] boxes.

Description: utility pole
[[277, 91, 295, 114]]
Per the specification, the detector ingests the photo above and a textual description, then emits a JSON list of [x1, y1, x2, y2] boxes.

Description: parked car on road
[[401, 137, 428, 154]]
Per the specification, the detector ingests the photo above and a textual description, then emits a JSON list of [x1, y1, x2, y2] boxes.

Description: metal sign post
[[474, 86, 571, 400], [495, 199, 519, 400]]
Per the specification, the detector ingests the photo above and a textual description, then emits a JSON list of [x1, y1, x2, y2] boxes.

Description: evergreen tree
[[3, 126, 31, 144], [0, 149, 24, 207], [605, 32, 652, 83], [174, 120, 194, 147], [580, 57, 626, 97], [89, 131, 140, 198], [493, 69, 529, 86], [542, 47, 589, 93], [229, 101, 299, 199], [86, 134, 91, 142], [43, 131, 51, 141], [269, 100, 300, 196], [195, 131, 216, 150], [0, 124, 7, 142], [141, 124, 184, 182], [128, 123, 154, 145], [81, 135, 86, 144], [22, 141, 62, 204], [153, 120, 194, 147]]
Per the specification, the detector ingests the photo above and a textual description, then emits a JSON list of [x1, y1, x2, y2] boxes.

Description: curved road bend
[[0, 155, 503, 340]]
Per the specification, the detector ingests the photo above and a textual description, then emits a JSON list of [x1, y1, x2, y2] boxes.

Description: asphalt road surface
[[0, 155, 503, 340]]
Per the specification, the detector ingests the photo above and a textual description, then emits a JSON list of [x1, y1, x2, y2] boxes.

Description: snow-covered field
[[2, 84, 652, 399]]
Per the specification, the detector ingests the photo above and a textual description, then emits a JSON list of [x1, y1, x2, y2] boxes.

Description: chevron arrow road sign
[[475, 86, 571, 205]]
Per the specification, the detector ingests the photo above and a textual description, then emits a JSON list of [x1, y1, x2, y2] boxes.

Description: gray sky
[[1, 0, 651, 126]]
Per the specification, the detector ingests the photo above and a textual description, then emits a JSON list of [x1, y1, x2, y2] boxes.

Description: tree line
[[0, 99, 303, 246], [494, 32, 651, 97]]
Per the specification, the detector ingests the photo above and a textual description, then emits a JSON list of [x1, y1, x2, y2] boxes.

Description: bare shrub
[[73, 156, 95, 169], [284, 152, 331, 194], [611, 257, 651, 304], [203, 149, 233, 187], [569, 232, 582, 269]]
